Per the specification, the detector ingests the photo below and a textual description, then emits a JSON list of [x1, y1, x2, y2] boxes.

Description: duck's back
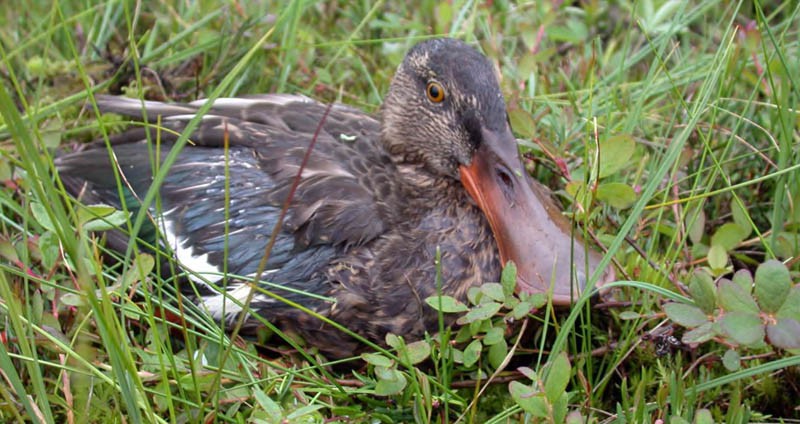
[[57, 95, 396, 321]]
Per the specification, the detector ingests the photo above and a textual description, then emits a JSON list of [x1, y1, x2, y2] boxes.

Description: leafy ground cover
[[0, 0, 798, 422]]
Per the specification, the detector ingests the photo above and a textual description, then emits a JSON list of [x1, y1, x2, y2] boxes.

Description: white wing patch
[[166, 113, 218, 122], [157, 209, 277, 321], [200, 276, 278, 321], [157, 210, 223, 285], [201, 282, 254, 320], [188, 94, 314, 108]]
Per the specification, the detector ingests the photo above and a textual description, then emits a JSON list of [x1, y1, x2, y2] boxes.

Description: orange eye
[[426, 81, 445, 103]]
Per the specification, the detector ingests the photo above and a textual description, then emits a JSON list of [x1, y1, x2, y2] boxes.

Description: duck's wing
[[56, 95, 391, 315]]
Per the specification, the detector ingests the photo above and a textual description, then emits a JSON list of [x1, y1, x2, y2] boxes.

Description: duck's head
[[381, 38, 614, 304]]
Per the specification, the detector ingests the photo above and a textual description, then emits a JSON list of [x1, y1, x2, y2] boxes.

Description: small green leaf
[[754, 259, 792, 313], [30, 202, 56, 232], [766, 318, 800, 350], [565, 180, 591, 209], [374, 368, 407, 396], [721, 349, 741, 371], [664, 303, 709, 328], [618, 311, 641, 320], [718, 278, 759, 314], [719, 311, 764, 346], [463, 339, 482, 368], [691, 242, 709, 259], [385, 333, 402, 349], [38, 230, 60, 269], [77, 204, 119, 223], [710, 223, 748, 251], [488, 340, 508, 369], [118, 254, 155, 291], [177, 368, 217, 392], [511, 301, 534, 319], [483, 326, 505, 345], [694, 409, 714, 424], [731, 269, 754, 294], [403, 340, 431, 364], [518, 366, 537, 380], [596, 182, 637, 209], [0, 237, 19, 263], [689, 269, 717, 314], [730, 200, 752, 238], [456, 301, 502, 325], [361, 353, 393, 368], [707, 244, 728, 271], [596, 134, 635, 178], [451, 348, 464, 364], [31, 291, 44, 324], [553, 392, 569, 424], [509, 381, 548, 417], [83, 210, 129, 232], [454, 326, 472, 343], [253, 388, 283, 420], [500, 261, 517, 295], [503, 296, 519, 310], [682, 322, 715, 344], [466, 287, 482, 305], [468, 319, 483, 336], [524, 292, 548, 309], [508, 109, 536, 139], [60, 293, 86, 307], [775, 231, 800, 259], [685, 203, 706, 244], [425, 295, 469, 313], [777, 286, 800, 321], [481, 283, 506, 302], [373, 364, 395, 381], [544, 352, 571, 404], [285, 404, 325, 420]]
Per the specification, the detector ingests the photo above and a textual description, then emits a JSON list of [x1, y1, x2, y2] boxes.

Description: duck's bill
[[458, 128, 615, 305]]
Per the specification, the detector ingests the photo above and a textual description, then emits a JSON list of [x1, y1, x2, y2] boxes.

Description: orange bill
[[459, 127, 614, 304]]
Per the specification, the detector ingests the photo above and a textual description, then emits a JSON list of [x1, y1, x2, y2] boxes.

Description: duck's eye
[[426, 81, 445, 103]]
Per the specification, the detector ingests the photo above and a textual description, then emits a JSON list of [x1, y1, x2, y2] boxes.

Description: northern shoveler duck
[[57, 38, 614, 358]]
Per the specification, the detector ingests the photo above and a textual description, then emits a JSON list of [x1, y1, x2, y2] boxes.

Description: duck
[[56, 38, 614, 358]]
